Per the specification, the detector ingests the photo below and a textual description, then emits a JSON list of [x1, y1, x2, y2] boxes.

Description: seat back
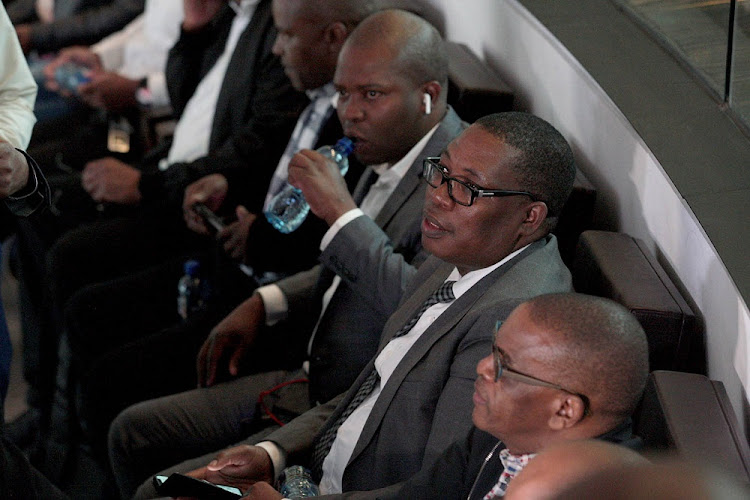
[[634, 370, 750, 481], [446, 42, 514, 122], [572, 230, 705, 373]]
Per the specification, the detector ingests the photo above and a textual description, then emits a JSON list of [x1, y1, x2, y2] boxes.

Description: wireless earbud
[[423, 93, 432, 115]]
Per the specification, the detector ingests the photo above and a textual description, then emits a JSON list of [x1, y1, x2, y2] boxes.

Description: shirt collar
[[306, 82, 337, 102], [369, 122, 441, 182], [229, 0, 260, 16]]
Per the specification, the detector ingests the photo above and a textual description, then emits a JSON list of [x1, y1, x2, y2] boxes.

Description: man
[[12, 0, 305, 464], [114, 109, 577, 498], [0, 0, 45, 418], [62, 0, 378, 463], [109, 8, 463, 497], [346, 293, 650, 499]]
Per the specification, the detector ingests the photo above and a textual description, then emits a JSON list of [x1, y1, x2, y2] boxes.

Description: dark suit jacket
[[267, 234, 573, 496], [274, 108, 466, 404], [389, 421, 639, 500], [138, 0, 307, 212], [7, 0, 145, 52]]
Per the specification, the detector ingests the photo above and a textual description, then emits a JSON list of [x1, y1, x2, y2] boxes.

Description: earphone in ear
[[423, 93, 432, 115]]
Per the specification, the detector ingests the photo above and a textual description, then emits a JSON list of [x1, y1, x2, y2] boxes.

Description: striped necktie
[[310, 280, 457, 479]]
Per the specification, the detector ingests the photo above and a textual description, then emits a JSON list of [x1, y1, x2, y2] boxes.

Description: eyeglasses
[[422, 157, 540, 207], [492, 323, 591, 416]]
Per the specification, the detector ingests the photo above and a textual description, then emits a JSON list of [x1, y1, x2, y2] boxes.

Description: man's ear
[[421, 81, 442, 110], [323, 21, 348, 49], [547, 394, 587, 430], [519, 201, 549, 236]]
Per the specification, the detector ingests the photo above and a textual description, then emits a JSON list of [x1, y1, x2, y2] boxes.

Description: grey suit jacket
[[267, 235, 573, 496], [275, 108, 466, 404]]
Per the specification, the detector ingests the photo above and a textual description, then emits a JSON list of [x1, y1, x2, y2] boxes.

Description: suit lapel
[[210, 0, 270, 149], [347, 239, 546, 467]]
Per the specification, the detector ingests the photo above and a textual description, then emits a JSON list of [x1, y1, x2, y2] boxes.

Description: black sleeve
[[27, 0, 146, 53]]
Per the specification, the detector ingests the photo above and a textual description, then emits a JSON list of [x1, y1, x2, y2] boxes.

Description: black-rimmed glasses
[[492, 323, 591, 416], [422, 157, 540, 207]]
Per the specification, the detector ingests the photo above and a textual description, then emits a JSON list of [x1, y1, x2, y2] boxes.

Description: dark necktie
[[310, 280, 457, 480]]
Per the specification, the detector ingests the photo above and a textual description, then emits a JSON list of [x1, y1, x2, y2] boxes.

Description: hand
[[287, 149, 356, 226], [218, 206, 256, 261], [43, 46, 102, 94], [242, 482, 283, 500], [82, 157, 142, 205], [78, 72, 139, 112], [14, 25, 32, 54], [197, 294, 265, 387], [0, 142, 30, 199], [182, 0, 225, 31], [183, 174, 229, 234], [185, 445, 275, 495]]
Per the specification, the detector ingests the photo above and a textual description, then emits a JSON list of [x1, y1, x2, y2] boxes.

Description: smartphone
[[192, 202, 226, 232], [153, 473, 242, 499]]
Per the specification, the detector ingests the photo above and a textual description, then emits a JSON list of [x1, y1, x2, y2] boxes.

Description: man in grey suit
[[123, 109, 578, 498], [109, 9, 465, 497]]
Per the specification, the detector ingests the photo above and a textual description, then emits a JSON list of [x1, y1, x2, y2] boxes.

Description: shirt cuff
[[256, 441, 287, 480], [320, 208, 364, 251], [255, 286, 288, 326]]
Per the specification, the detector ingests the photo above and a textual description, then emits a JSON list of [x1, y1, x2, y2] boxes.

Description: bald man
[[380, 293, 649, 500]]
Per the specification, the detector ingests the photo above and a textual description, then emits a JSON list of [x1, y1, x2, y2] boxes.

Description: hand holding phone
[[193, 201, 226, 233], [153, 473, 242, 499]]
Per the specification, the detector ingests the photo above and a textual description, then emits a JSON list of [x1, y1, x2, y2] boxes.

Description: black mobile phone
[[192, 202, 226, 232], [153, 473, 242, 499]]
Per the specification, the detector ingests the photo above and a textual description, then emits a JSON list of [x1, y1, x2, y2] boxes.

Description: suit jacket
[[138, 0, 307, 211], [267, 234, 573, 496], [388, 421, 639, 500], [274, 108, 466, 404], [7, 0, 145, 52]]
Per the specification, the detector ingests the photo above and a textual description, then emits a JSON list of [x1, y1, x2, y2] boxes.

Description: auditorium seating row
[[444, 40, 750, 481]]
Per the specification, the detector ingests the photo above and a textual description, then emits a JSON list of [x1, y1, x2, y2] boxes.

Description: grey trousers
[[108, 368, 310, 499]]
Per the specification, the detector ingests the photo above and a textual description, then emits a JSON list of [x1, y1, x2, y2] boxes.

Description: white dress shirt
[[318, 245, 529, 494], [165, 0, 259, 167], [0, 4, 38, 149], [257, 123, 439, 325], [92, 0, 183, 108]]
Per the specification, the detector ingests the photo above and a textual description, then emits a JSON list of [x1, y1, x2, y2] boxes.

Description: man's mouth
[[422, 211, 448, 236]]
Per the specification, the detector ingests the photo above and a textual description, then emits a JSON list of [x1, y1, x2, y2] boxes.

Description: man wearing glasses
[[386, 293, 649, 499], [135, 111, 578, 498]]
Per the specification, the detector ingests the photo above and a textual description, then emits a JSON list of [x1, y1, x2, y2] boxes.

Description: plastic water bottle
[[54, 63, 91, 93], [278, 466, 319, 498], [265, 137, 354, 233], [177, 260, 203, 321]]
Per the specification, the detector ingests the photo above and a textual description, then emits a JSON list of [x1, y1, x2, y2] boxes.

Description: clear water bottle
[[177, 260, 203, 321], [278, 466, 319, 498], [265, 137, 354, 234], [54, 63, 91, 93]]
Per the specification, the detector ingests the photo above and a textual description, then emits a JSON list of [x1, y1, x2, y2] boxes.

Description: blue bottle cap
[[334, 137, 355, 156], [184, 259, 200, 276]]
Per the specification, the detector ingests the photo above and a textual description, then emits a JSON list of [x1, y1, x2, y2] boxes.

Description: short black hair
[[525, 293, 649, 418], [475, 112, 576, 219]]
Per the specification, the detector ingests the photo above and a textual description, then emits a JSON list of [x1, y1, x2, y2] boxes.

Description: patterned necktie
[[483, 449, 535, 499], [310, 280, 457, 480]]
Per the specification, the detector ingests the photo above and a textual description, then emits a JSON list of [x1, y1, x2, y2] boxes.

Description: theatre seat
[[446, 41, 514, 122], [572, 230, 705, 373], [634, 370, 750, 481]]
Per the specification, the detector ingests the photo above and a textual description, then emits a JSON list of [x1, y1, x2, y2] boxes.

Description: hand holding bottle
[[286, 147, 357, 227]]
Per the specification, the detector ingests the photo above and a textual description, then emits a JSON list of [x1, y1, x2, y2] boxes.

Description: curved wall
[[426, 0, 750, 435]]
